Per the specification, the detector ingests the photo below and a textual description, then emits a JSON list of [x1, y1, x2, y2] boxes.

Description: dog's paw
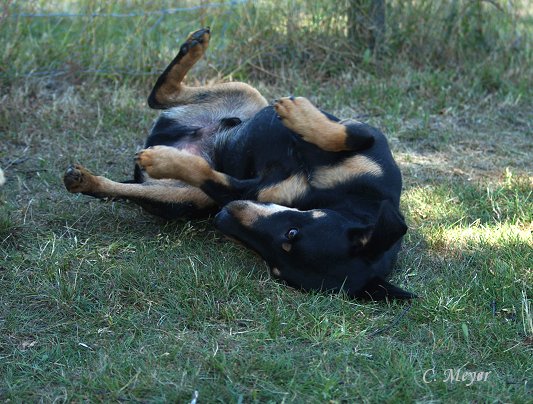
[[179, 27, 211, 61], [135, 146, 178, 179], [274, 96, 344, 150], [274, 96, 323, 136], [135, 147, 155, 169], [63, 164, 98, 193]]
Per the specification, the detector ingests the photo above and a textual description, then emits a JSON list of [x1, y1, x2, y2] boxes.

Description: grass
[[1, 0, 532, 402]]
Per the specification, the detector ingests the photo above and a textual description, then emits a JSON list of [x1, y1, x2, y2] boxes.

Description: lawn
[[1, 1, 532, 402]]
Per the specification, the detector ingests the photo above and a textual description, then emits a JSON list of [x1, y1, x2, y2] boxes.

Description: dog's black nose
[[214, 208, 231, 230], [215, 201, 250, 231]]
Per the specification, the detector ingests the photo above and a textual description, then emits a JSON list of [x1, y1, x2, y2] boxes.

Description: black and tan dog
[[64, 28, 414, 299]]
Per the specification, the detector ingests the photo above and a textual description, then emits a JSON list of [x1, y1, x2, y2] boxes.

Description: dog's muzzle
[[214, 208, 232, 231]]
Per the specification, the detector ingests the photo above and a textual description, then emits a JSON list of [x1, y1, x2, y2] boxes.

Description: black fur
[[66, 27, 415, 300], [137, 105, 414, 299]]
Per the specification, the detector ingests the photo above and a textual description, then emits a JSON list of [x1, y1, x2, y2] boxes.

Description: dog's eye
[[286, 228, 299, 240]]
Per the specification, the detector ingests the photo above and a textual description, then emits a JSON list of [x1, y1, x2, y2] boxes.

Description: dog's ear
[[348, 200, 407, 258], [360, 277, 417, 300]]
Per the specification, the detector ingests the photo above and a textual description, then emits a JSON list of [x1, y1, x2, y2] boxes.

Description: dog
[[64, 27, 415, 300]]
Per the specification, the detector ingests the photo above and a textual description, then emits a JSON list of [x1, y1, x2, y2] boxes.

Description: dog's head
[[214, 199, 415, 300]]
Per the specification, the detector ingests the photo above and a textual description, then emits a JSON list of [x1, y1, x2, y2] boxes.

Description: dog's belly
[[147, 116, 230, 160]]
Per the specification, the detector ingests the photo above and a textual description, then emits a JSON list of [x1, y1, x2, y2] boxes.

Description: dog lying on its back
[[64, 27, 415, 300]]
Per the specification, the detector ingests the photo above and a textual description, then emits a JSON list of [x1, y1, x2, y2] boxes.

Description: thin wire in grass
[[0, 68, 160, 79], [2, 1, 247, 81], [9, 0, 250, 18]]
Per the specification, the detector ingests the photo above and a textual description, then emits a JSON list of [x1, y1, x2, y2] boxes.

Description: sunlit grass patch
[[401, 171, 532, 303], [435, 223, 531, 251], [404, 171, 532, 229]]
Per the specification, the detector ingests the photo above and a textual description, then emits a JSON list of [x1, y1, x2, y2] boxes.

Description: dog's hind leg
[[147, 27, 211, 109], [274, 97, 376, 152], [63, 164, 215, 217], [147, 27, 266, 111]]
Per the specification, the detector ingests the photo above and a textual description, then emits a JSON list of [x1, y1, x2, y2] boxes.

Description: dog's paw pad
[[273, 97, 330, 143], [189, 27, 210, 43], [274, 96, 304, 117], [180, 27, 210, 58], [135, 148, 155, 169], [63, 164, 96, 193], [135, 146, 176, 179], [274, 96, 309, 123]]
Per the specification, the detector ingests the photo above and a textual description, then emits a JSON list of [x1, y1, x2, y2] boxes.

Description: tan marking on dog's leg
[[311, 156, 383, 189], [150, 28, 268, 110], [136, 146, 229, 188], [174, 29, 210, 80], [150, 29, 267, 109], [274, 96, 350, 152], [64, 165, 214, 207], [257, 174, 309, 205], [152, 28, 211, 107]]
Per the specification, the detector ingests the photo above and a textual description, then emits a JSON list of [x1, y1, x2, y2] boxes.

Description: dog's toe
[[185, 28, 210, 52], [63, 164, 97, 193], [190, 27, 210, 42], [135, 148, 154, 169], [273, 101, 287, 117], [65, 165, 80, 180], [274, 96, 297, 118]]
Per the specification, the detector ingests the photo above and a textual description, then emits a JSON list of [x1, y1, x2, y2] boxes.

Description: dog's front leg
[[274, 97, 375, 152], [63, 164, 214, 210], [136, 146, 259, 205], [136, 146, 225, 187]]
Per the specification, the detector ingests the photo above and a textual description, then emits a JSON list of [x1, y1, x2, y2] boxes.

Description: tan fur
[[154, 29, 210, 106], [311, 210, 327, 219], [311, 155, 383, 189], [274, 96, 349, 152], [151, 28, 267, 110], [227, 201, 293, 228], [160, 82, 267, 111], [136, 146, 229, 188], [257, 174, 309, 205], [271, 267, 282, 277], [281, 243, 292, 252], [64, 165, 214, 208]]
